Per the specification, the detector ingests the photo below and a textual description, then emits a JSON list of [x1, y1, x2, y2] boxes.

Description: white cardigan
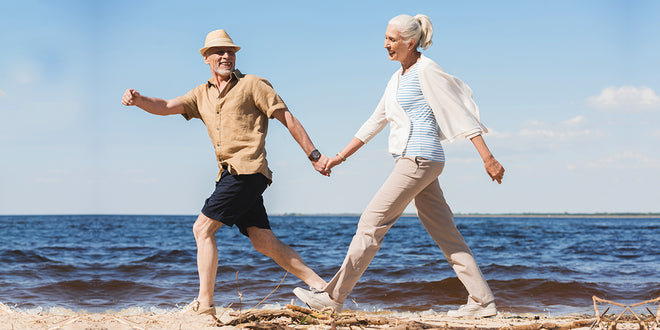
[[355, 55, 487, 155]]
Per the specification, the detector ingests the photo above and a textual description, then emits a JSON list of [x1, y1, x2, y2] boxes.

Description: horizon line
[[1, 212, 660, 218]]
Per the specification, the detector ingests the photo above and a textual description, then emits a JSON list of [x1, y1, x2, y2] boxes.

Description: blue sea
[[0, 215, 658, 315]]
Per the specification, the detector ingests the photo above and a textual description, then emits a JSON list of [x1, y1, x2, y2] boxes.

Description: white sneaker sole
[[293, 287, 343, 311]]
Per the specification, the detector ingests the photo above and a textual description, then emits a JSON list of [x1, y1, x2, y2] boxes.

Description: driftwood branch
[[591, 295, 660, 330], [222, 305, 595, 329], [224, 308, 320, 326]]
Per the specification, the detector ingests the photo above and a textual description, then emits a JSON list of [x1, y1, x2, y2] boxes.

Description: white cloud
[[519, 115, 594, 141], [562, 115, 585, 126], [588, 86, 660, 111], [585, 151, 660, 170], [482, 128, 512, 139], [0, 89, 5, 98], [9, 62, 40, 85]]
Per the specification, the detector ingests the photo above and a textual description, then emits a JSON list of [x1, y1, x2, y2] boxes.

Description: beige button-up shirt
[[177, 70, 287, 183]]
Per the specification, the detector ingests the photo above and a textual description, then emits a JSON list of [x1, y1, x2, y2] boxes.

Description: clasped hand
[[312, 155, 331, 177], [312, 154, 344, 177]]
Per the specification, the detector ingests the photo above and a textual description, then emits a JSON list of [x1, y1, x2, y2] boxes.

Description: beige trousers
[[324, 156, 495, 305]]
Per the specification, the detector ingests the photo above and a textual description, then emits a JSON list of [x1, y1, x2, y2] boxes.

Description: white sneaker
[[180, 300, 216, 316], [293, 287, 343, 311], [447, 301, 497, 318]]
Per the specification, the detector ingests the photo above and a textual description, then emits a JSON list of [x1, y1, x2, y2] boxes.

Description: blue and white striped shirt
[[394, 63, 445, 162]]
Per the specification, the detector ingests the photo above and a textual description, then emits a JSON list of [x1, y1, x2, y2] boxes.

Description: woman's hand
[[324, 138, 364, 172], [325, 155, 344, 172], [484, 156, 505, 184], [469, 135, 504, 184]]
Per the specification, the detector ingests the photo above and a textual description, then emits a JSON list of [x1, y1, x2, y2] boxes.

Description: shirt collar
[[207, 69, 244, 87]]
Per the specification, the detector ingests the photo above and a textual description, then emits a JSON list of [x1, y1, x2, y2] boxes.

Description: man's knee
[[193, 213, 222, 239]]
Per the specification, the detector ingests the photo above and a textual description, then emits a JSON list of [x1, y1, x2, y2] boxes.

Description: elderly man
[[122, 29, 329, 315]]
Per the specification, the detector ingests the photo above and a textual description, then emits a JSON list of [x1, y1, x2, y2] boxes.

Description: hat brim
[[200, 42, 241, 56]]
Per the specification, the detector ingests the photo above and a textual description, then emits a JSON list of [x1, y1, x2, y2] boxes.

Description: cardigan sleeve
[[354, 91, 388, 143], [419, 56, 487, 142]]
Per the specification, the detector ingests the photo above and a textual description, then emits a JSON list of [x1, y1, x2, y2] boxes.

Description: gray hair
[[388, 14, 433, 50]]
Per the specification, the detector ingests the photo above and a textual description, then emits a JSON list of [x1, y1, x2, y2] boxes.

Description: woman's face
[[384, 25, 413, 62]]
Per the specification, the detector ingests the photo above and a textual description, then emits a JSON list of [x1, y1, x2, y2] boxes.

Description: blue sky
[[1, 0, 659, 215]]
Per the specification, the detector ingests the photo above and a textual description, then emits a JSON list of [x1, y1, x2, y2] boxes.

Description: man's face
[[204, 47, 236, 77]]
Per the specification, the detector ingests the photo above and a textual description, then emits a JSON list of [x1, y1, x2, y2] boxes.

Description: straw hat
[[199, 29, 241, 56]]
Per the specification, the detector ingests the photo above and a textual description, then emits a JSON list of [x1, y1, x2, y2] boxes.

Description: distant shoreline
[[454, 213, 660, 219], [2, 213, 660, 218], [274, 213, 660, 219]]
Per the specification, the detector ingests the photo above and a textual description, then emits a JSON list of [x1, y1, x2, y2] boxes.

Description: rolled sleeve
[[464, 130, 482, 140], [251, 78, 288, 118], [177, 87, 202, 121]]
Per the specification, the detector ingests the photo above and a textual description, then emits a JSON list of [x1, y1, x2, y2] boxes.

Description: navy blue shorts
[[201, 170, 270, 237]]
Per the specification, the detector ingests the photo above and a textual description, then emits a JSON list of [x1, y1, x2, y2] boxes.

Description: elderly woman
[[294, 14, 505, 317]]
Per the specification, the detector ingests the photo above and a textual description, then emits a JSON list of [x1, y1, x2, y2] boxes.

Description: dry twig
[[47, 315, 83, 330], [111, 315, 146, 330], [247, 272, 288, 313]]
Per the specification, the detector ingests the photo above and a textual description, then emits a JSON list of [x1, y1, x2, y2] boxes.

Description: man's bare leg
[[192, 213, 223, 307], [247, 227, 326, 290]]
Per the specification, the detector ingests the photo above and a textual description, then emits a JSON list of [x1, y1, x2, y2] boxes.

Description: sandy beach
[[0, 302, 602, 330]]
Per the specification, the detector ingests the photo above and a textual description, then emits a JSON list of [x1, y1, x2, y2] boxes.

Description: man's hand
[[484, 157, 505, 184], [120, 90, 184, 115], [325, 155, 343, 172], [121, 89, 140, 106], [312, 154, 331, 177]]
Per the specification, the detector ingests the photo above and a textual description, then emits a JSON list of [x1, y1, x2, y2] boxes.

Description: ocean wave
[[482, 263, 583, 276], [137, 249, 195, 263], [345, 277, 657, 312], [0, 249, 56, 263], [0, 277, 656, 314]]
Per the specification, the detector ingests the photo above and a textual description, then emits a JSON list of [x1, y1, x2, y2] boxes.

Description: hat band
[[205, 38, 237, 47]]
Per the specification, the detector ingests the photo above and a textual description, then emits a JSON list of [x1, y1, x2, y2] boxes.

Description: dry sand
[[0, 302, 602, 330]]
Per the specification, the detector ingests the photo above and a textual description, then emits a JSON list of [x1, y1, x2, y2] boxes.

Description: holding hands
[[309, 153, 344, 177], [325, 153, 345, 172], [322, 138, 364, 174], [312, 155, 331, 177]]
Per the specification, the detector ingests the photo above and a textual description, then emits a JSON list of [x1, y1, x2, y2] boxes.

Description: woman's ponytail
[[414, 14, 433, 50]]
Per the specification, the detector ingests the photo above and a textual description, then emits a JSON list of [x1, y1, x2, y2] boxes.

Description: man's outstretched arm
[[272, 108, 329, 176], [121, 89, 185, 116]]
